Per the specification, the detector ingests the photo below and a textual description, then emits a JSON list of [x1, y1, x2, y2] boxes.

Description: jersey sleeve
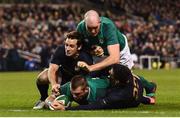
[[76, 21, 84, 33], [65, 100, 110, 110], [50, 46, 64, 65], [60, 82, 73, 101]]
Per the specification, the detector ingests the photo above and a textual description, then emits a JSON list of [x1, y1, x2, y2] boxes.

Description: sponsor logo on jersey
[[84, 38, 89, 43], [99, 38, 104, 44]]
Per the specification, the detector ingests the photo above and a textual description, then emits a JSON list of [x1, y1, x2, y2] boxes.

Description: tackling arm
[[65, 100, 110, 110], [80, 44, 120, 72]]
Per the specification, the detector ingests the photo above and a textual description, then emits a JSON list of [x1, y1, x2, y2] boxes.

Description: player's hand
[[50, 100, 65, 111], [77, 61, 91, 72], [51, 84, 60, 96], [91, 45, 104, 57], [45, 94, 56, 108]]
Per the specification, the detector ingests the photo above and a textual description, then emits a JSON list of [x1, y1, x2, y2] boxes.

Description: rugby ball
[[49, 95, 71, 110]]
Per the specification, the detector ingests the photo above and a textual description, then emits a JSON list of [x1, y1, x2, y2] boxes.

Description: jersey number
[[133, 77, 139, 100]]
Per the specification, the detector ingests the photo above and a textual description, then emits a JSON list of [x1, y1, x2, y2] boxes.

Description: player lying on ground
[[45, 75, 110, 108], [48, 64, 155, 110], [33, 31, 95, 110]]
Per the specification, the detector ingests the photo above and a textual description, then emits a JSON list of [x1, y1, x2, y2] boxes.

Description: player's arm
[[89, 44, 120, 71], [65, 100, 110, 110], [48, 63, 60, 95], [86, 20, 121, 72], [65, 94, 122, 110], [48, 46, 64, 95], [49, 98, 106, 110], [78, 44, 120, 72], [66, 89, 131, 110]]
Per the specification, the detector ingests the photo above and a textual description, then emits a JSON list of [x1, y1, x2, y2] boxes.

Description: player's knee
[[37, 69, 49, 84], [37, 77, 49, 84]]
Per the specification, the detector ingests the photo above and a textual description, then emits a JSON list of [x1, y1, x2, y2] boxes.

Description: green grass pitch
[[0, 69, 180, 117]]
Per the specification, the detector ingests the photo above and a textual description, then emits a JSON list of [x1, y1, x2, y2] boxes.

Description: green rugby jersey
[[77, 17, 126, 55], [60, 76, 109, 103]]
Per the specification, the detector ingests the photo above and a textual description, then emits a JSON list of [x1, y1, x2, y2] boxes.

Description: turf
[[0, 69, 180, 117]]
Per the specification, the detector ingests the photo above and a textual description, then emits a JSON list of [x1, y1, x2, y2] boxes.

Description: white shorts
[[120, 34, 134, 69]]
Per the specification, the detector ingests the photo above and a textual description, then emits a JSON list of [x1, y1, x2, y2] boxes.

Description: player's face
[[65, 38, 79, 57], [71, 86, 88, 101], [86, 21, 100, 37]]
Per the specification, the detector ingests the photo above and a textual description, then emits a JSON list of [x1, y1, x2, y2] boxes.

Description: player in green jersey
[[60, 75, 109, 104], [76, 10, 156, 99], [45, 75, 109, 109]]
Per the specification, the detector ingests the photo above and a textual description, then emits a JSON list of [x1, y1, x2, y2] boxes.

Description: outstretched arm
[[66, 100, 110, 110]]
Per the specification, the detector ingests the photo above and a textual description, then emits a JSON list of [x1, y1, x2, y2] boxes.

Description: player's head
[[84, 10, 101, 37], [65, 31, 82, 57], [70, 75, 89, 101], [109, 64, 132, 87]]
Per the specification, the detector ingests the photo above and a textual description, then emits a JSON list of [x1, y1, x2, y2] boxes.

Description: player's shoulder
[[87, 77, 109, 90], [101, 17, 114, 24], [101, 17, 116, 32], [61, 81, 70, 88], [54, 45, 65, 52], [87, 76, 109, 84], [52, 45, 65, 57], [77, 20, 85, 29], [56, 45, 65, 50]]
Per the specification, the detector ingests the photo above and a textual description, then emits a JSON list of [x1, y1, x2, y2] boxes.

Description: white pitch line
[[111, 110, 166, 114], [2, 109, 180, 115], [3, 109, 34, 112]]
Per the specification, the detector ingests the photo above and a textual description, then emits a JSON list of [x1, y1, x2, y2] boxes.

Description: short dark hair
[[71, 75, 87, 90], [66, 31, 82, 48], [111, 64, 133, 86]]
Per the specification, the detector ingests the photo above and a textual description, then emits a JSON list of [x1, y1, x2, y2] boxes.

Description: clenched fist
[[91, 45, 104, 57], [77, 61, 90, 72]]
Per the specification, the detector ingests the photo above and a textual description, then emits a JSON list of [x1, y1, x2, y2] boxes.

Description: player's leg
[[119, 34, 134, 69], [141, 95, 155, 105], [33, 68, 49, 109], [119, 35, 157, 98], [133, 74, 157, 98], [37, 68, 50, 101], [135, 76, 155, 105]]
